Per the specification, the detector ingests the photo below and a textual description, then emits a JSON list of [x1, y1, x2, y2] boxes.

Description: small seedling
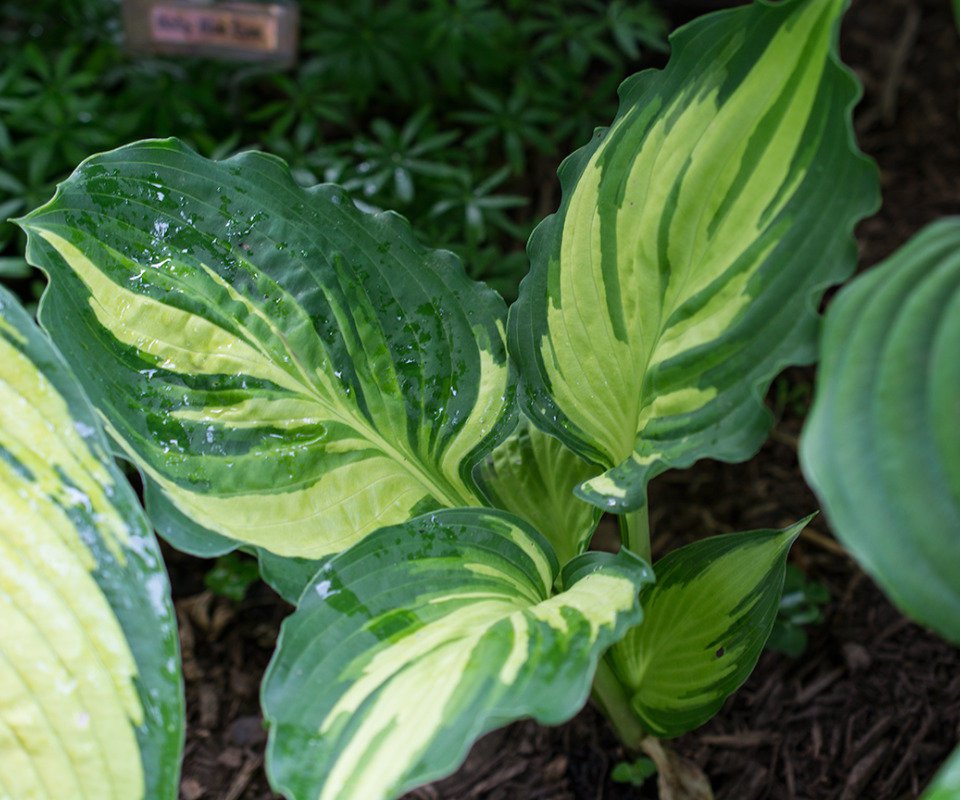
[[611, 756, 658, 788], [204, 552, 262, 602], [767, 565, 830, 658]]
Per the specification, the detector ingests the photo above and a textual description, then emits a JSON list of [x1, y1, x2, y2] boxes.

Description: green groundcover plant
[[4, 0, 956, 798], [0, 0, 668, 301]]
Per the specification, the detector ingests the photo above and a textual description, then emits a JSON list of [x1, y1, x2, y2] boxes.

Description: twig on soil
[[783, 745, 796, 800], [840, 741, 890, 800], [798, 526, 849, 557], [768, 428, 799, 451], [879, 713, 935, 795], [794, 667, 845, 705], [881, 4, 922, 124], [697, 731, 780, 749], [846, 714, 895, 767], [468, 761, 528, 798], [223, 753, 263, 800]]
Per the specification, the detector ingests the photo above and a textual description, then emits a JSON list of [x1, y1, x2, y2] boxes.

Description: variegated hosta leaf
[[509, 0, 878, 512], [262, 508, 652, 800], [801, 220, 960, 644], [923, 745, 960, 800], [0, 286, 182, 799], [606, 522, 804, 738], [19, 138, 514, 561], [478, 419, 601, 564]]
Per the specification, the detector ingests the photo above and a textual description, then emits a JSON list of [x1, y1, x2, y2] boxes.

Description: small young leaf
[[204, 552, 261, 602], [611, 756, 658, 787], [19, 139, 515, 561], [766, 564, 828, 657], [606, 521, 805, 738], [510, 0, 878, 513], [478, 419, 601, 564], [262, 508, 652, 800], [0, 285, 182, 799], [801, 219, 960, 644]]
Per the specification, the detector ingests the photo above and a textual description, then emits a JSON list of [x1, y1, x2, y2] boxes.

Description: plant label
[[122, 0, 298, 64]]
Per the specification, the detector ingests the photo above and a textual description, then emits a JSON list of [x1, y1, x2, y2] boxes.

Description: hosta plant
[[0, 285, 183, 799], [800, 219, 960, 798], [4, 0, 881, 798]]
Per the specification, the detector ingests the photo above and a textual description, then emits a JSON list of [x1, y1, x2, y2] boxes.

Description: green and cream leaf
[[605, 522, 804, 738], [801, 219, 960, 644], [478, 420, 601, 564], [261, 508, 652, 800], [0, 286, 183, 799], [509, 0, 878, 512], [19, 139, 514, 561]]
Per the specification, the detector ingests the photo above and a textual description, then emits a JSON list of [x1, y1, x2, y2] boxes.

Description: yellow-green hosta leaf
[[18, 139, 514, 562], [509, 0, 878, 513], [606, 522, 804, 738], [801, 220, 960, 644], [924, 746, 960, 800], [478, 420, 601, 565], [261, 508, 652, 800], [0, 286, 182, 799]]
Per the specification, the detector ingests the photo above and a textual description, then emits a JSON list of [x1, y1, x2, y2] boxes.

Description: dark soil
[[172, 0, 960, 798]]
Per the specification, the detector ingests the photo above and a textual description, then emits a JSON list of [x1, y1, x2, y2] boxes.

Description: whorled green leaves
[[509, 0, 879, 513], [18, 139, 514, 561], [261, 508, 652, 800], [801, 220, 960, 644], [604, 522, 804, 738], [478, 420, 601, 564], [0, 286, 182, 799]]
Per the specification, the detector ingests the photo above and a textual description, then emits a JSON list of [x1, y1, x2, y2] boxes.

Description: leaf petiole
[[619, 504, 651, 562]]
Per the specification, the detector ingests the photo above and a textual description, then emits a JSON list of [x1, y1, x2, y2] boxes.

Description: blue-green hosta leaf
[[924, 745, 960, 800], [261, 508, 652, 800], [0, 286, 182, 799], [509, 0, 878, 513], [18, 139, 514, 561], [478, 420, 601, 564], [801, 220, 960, 644], [606, 522, 804, 738]]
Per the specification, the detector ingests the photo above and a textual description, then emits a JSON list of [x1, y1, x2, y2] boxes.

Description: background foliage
[[0, 0, 668, 301]]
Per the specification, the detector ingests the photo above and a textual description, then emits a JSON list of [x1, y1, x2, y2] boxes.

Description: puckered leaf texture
[[20, 139, 515, 563], [801, 219, 960, 645]]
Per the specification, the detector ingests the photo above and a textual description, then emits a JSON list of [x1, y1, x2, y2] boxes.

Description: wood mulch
[[173, 0, 960, 797]]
